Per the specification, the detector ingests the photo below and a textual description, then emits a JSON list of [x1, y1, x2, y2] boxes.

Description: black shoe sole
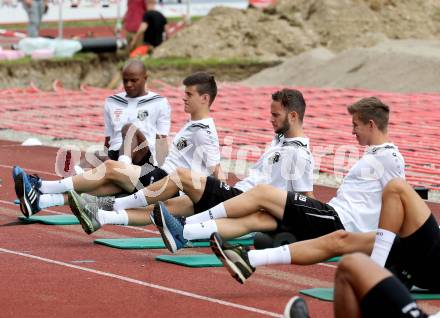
[[14, 173, 30, 218], [153, 203, 177, 253], [68, 191, 93, 235], [210, 233, 246, 284]]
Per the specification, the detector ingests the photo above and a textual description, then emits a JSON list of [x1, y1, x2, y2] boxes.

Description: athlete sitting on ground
[[152, 96, 406, 254], [76, 59, 170, 173], [211, 178, 440, 292], [13, 72, 221, 225], [69, 88, 315, 235], [283, 253, 440, 318]]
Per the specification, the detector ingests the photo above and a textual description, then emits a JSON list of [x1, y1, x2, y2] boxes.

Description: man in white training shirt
[[69, 89, 315, 234], [77, 60, 170, 172], [153, 96, 405, 253], [13, 72, 221, 222]]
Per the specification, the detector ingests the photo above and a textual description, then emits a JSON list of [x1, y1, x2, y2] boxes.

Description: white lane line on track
[[317, 262, 337, 268], [0, 164, 58, 177], [0, 199, 160, 235], [0, 247, 283, 317]]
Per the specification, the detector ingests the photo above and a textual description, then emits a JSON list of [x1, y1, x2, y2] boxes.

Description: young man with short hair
[[104, 59, 171, 167], [13, 72, 220, 224], [75, 59, 171, 174], [154, 97, 406, 254]]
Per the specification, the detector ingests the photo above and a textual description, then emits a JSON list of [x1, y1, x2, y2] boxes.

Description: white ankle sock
[[183, 220, 218, 240], [39, 194, 65, 209], [118, 155, 132, 164], [39, 177, 73, 194], [370, 228, 396, 267], [248, 245, 292, 268], [74, 165, 85, 175], [114, 190, 147, 210], [97, 209, 128, 225], [185, 203, 227, 224]]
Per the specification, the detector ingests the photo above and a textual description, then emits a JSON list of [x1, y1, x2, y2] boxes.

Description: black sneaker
[[283, 296, 309, 318], [210, 232, 255, 284], [12, 166, 41, 217]]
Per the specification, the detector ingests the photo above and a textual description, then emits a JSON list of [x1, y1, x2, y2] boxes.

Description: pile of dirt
[[154, 6, 317, 61], [154, 0, 440, 60], [242, 39, 440, 93]]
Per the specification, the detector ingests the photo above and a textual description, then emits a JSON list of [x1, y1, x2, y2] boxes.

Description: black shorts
[[107, 149, 152, 167], [137, 164, 168, 188], [361, 276, 429, 318], [193, 176, 243, 213], [386, 214, 440, 291], [281, 192, 344, 241]]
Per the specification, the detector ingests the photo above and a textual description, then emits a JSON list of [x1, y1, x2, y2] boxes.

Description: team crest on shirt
[[137, 110, 149, 121], [176, 137, 188, 150], [268, 152, 281, 164], [113, 109, 123, 121]]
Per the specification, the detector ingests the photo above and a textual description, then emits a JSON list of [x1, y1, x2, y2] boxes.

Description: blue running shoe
[[153, 202, 187, 253], [283, 296, 309, 318], [12, 166, 41, 217]]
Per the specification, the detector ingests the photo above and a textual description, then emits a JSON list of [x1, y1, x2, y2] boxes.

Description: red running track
[[0, 140, 439, 317]]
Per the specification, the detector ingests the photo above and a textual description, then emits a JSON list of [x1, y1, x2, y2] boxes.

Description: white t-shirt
[[235, 135, 314, 193], [328, 143, 405, 233], [103, 91, 171, 164], [161, 117, 220, 175]]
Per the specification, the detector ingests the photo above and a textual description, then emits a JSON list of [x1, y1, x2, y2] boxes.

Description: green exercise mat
[[95, 237, 167, 249], [94, 234, 254, 250], [325, 256, 341, 262], [300, 287, 440, 301], [155, 254, 222, 267], [18, 214, 79, 225]]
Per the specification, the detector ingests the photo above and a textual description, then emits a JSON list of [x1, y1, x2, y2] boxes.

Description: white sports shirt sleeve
[[192, 127, 221, 169], [103, 100, 113, 137], [155, 98, 171, 136]]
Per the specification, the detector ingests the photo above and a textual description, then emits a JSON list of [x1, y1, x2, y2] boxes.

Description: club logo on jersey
[[268, 152, 281, 164], [176, 137, 188, 150], [113, 109, 123, 121], [137, 110, 149, 121]]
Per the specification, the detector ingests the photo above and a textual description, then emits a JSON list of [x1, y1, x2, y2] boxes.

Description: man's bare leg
[[287, 230, 374, 265], [118, 124, 150, 165], [126, 195, 195, 226], [334, 253, 392, 318], [113, 167, 209, 211], [242, 231, 373, 269], [378, 178, 431, 237], [371, 178, 432, 266], [72, 160, 141, 194], [179, 185, 288, 241], [215, 211, 278, 239], [37, 160, 140, 211]]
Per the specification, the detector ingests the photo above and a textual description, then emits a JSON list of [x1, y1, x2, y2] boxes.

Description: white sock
[[39, 177, 74, 194], [39, 194, 65, 209], [370, 228, 396, 267], [185, 203, 227, 224], [114, 190, 147, 210], [97, 209, 128, 225], [248, 245, 292, 268], [183, 220, 218, 241], [74, 165, 84, 175], [118, 155, 132, 164]]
